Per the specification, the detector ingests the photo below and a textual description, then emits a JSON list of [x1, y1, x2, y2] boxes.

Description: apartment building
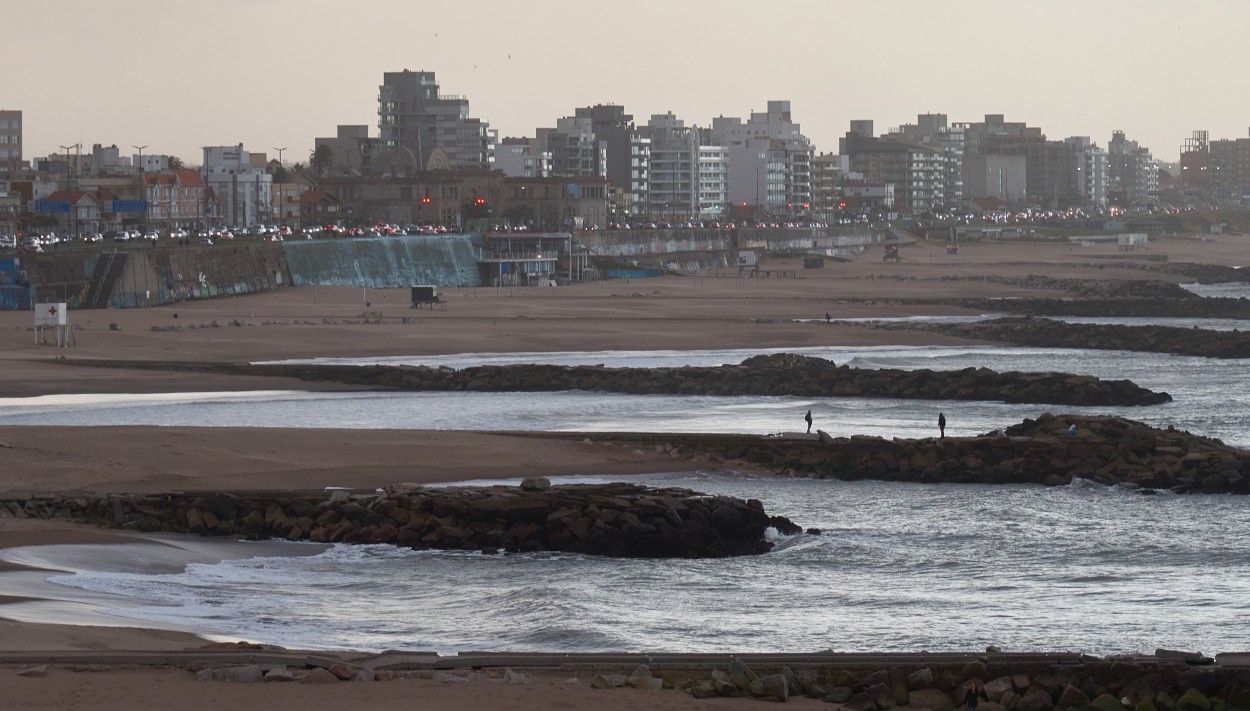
[[810, 153, 848, 219], [709, 101, 813, 217], [377, 70, 492, 172], [1209, 129, 1250, 203], [842, 121, 945, 214], [890, 114, 964, 211], [494, 136, 551, 179], [1108, 130, 1158, 207], [201, 144, 272, 227], [574, 105, 649, 215], [313, 125, 382, 177], [0, 110, 21, 174], [539, 118, 606, 179], [1064, 136, 1109, 209], [963, 115, 1078, 208]]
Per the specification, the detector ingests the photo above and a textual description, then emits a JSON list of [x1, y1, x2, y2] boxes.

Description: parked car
[[0, 234, 16, 249]]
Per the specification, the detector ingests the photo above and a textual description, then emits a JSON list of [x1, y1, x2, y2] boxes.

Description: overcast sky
[[9, 0, 1249, 165]]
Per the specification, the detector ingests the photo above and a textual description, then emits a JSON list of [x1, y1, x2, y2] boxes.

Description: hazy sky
[[9, 0, 1249, 165]]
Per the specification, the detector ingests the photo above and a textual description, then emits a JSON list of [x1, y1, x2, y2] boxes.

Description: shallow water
[[5, 473, 1248, 656]]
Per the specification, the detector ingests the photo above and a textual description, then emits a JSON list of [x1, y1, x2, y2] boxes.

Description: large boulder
[[909, 668, 936, 690], [749, 674, 789, 702], [1179, 667, 1229, 694], [867, 682, 897, 709], [728, 657, 758, 691], [845, 690, 879, 711], [986, 676, 1015, 702], [1015, 687, 1054, 711], [1056, 685, 1091, 710], [1175, 688, 1211, 711], [710, 670, 740, 697], [1085, 692, 1122, 711], [1219, 672, 1250, 709]]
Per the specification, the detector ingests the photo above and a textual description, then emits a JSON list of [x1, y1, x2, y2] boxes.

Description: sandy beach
[[2, 235, 1247, 706]]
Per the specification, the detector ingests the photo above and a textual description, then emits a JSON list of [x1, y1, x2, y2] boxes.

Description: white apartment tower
[[709, 101, 813, 216]]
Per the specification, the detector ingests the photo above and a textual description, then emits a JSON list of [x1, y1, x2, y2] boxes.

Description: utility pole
[[133, 145, 147, 232]]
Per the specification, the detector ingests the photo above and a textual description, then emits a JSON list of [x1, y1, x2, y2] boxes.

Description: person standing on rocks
[[805, 410, 813, 433], [964, 681, 988, 711], [938, 412, 946, 439]]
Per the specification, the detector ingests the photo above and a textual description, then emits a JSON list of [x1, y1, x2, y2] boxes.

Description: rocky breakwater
[[0, 480, 804, 558], [872, 317, 1250, 359], [949, 277, 1250, 319], [670, 651, 1250, 708], [122, 352, 1171, 406], [723, 414, 1250, 494]]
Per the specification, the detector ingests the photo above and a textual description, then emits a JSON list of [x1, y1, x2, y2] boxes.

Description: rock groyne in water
[[0, 481, 802, 558], [872, 317, 1250, 359], [67, 353, 1172, 406], [673, 413, 1249, 494]]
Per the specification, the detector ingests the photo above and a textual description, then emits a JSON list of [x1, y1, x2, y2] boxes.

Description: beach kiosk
[[410, 285, 443, 309]]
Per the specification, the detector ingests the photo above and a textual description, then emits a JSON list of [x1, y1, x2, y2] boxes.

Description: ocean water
[[4, 473, 1248, 656], [3, 343, 1250, 655]]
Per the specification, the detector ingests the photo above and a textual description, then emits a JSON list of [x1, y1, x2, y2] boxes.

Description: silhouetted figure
[[964, 682, 989, 711], [805, 410, 813, 434], [825, 312, 831, 325], [938, 412, 946, 438]]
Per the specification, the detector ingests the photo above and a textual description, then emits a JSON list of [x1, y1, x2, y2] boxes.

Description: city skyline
[[8, 0, 1250, 165]]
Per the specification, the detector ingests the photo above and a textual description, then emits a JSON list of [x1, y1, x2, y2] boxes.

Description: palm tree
[[310, 144, 334, 177]]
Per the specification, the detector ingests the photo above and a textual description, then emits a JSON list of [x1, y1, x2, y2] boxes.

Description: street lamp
[[273, 147, 286, 166], [59, 143, 81, 239], [133, 145, 148, 233]]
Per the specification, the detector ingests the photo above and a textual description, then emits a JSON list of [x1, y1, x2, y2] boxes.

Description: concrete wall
[[109, 244, 288, 307], [24, 244, 288, 309], [282, 236, 482, 288]]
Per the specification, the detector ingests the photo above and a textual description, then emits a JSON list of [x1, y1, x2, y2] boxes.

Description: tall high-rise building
[[574, 105, 649, 213], [1064, 136, 1109, 209], [890, 114, 964, 211], [710, 100, 813, 216], [1209, 129, 1250, 203], [538, 118, 605, 179], [377, 70, 492, 173], [639, 112, 726, 221], [1108, 130, 1158, 206], [963, 115, 1077, 208], [0, 110, 21, 174]]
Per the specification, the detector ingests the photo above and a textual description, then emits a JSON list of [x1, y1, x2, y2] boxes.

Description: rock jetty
[[874, 317, 1250, 359], [173, 646, 1250, 709], [670, 650, 1250, 707], [961, 296, 1250, 319], [70, 353, 1172, 406], [0, 481, 803, 558], [689, 414, 1249, 494]]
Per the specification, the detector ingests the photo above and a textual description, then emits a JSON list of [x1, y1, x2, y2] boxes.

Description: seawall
[[0, 481, 801, 559], [281, 235, 482, 288]]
